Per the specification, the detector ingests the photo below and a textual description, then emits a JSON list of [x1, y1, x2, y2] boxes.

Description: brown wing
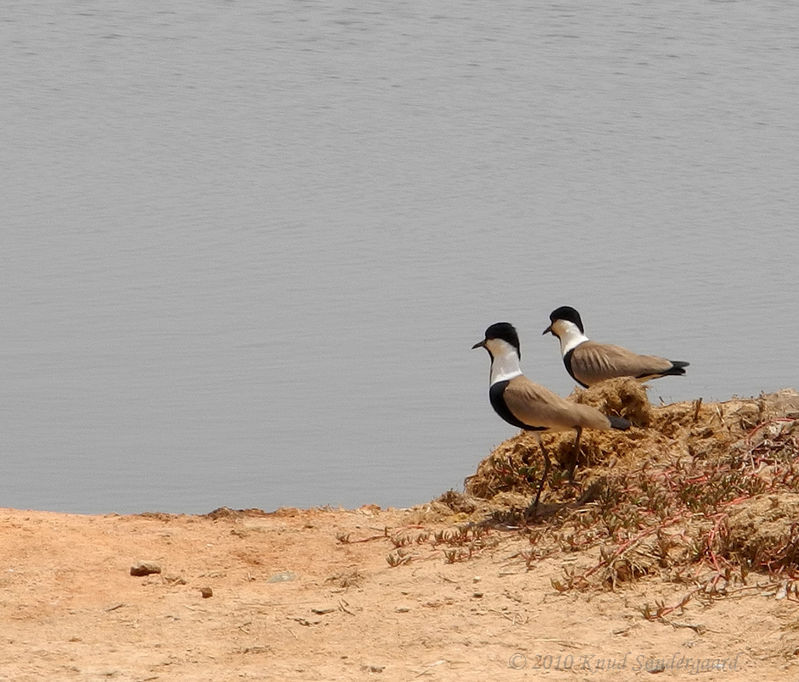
[[572, 341, 674, 385], [503, 376, 611, 431]]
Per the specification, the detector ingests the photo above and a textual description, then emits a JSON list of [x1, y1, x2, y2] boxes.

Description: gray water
[[2, 1, 798, 514]]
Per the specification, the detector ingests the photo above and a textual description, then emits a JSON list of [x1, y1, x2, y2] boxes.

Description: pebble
[[130, 561, 161, 577]]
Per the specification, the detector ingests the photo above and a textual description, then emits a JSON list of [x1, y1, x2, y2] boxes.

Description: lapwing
[[473, 322, 630, 515], [543, 306, 689, 388]]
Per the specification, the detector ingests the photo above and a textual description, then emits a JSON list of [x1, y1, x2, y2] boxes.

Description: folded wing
[[503, 375, 611, 431], [572, 341, 677, 385]]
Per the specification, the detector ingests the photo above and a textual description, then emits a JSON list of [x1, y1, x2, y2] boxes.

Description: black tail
[[662, 360, 689, 377], [609, 415, 631, 430]]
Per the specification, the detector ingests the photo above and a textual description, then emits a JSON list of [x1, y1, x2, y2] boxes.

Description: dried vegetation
[[439, 380, 799, 611]]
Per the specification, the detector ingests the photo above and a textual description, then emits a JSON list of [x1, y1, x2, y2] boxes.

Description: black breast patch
[[562, 348, 588, 388], [489, 381, 546, 432]]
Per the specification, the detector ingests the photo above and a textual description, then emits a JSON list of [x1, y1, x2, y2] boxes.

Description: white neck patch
[[484, 338, 522, 384], [554, 320, 590, 355]]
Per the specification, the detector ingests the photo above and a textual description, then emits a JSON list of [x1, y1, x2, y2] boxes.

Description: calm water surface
[[2, 1, 798, 513]]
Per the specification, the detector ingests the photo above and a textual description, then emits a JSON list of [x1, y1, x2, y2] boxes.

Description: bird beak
[[472, 339, 486, 350], [542, 324, 552, 336]]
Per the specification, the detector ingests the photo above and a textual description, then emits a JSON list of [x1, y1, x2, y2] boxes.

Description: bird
[[473, 322, 630, 515], [543, 306, 689, 388]]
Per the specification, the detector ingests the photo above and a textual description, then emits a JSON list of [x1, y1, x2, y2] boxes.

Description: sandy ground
[[1, 501, 798, 681]]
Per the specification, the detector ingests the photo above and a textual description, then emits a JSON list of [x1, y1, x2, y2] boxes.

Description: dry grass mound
[[458, 385, 799, 600]]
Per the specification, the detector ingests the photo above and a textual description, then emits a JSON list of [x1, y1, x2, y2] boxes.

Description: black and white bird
[[473, 322, 630, 514], [543, 306, 689, 388]]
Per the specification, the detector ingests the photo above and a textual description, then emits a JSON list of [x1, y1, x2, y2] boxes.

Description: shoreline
[[3, 388, 799, 680]]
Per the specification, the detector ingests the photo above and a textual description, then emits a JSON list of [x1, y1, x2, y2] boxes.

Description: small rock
[[163, 575, 187, 585], [395, 606, 410, 613], [200, 587, 213, 598], [130, 561, 161, 577]]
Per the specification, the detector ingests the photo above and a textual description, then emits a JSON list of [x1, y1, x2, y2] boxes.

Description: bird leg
[[565, 426, 583, 481], [527, 436, 551, 518]]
